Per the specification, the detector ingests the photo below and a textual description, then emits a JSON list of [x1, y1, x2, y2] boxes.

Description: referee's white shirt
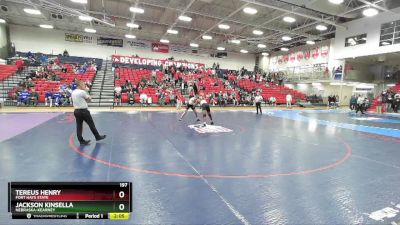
[[255, 95, 263, 103], [72, 89, 89, 109]]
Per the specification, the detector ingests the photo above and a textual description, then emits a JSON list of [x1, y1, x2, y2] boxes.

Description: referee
[[72, 80, 106, 145], [255, 92, 263, 115]]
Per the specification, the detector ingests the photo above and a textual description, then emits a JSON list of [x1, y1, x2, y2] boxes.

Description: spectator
[[176, 95, 182, 110], [286, 93, 292, 108], [85, 79, 92, 89], [387, 90, 394, 113], [30, 89, 39, 106], [356, 95, 368, 114], [114, 85, 122, 106], [394, 93, 400, 113], [60, 92, 70, 106], [140, 93, 148, 106], [349, 95, 357, 110], [63, 49, 69, 57], [45, 90, 53, 107], [17, 89, 30, 106], [382, 91, 388, 113], [376, 95, 383, 114], [269, 96, 276, 107], [218, 91, 224, 107], [128, 91, 134, 105], [16, 58, 25, 74], [131, 84, 139, 94], [53, 91, 62, 107], [40, 54, 48, 66]]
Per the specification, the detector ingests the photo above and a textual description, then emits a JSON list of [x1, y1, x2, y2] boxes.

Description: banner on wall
[[152, 43, 169, 53], [65, 33, 93, 43], [127, 40, 149, 49], [97, 37, 123, 47], [270, 45, 330, 67], [112, 55, 205, 69]]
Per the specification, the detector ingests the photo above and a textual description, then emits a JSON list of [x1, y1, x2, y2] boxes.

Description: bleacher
[[8, 64, 96, 103], [0, 65, 18, 82], [195, 73, 240, 103], [115, 67, 240, 104], [14, 52, 103, 70], [237, 79, 306, 104], [115, 68, 183, 104]]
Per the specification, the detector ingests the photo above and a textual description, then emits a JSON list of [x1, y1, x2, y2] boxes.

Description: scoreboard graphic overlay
[[8, 182, 132, 220]]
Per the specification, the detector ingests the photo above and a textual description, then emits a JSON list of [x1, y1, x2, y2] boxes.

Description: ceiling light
[[178, 15, 192, 22], [218, 24, 230, 30], [306, 40, 315, 45], [217, 47, 225, 51], [243, 7, 257, 15], [257, 44, 266, 48], [329, 0, 344, 4], [262, 52, 269, 56], [79, 15, 92, 21], [381, 41, 390, 46], [70, 0, 87, 3], [253, 30, 263, 35], [24, 8, 41, 15], [129, 7, 144, 14], [160, 39, 169, 43], [126, 23, 139, 28], [283, 16, 296, 23], [282, 36, 292, 41], [281, 47, 289, 52], [363, 8, 378, 17], [231, 39, 241, 44], [0, 19, 6, 24], [125, 34, 136, 39], [240, 49, 248, 53], [202, 35, 212, 40], [84, 28, 96, 33], [190, 43, 199, 48], [39, 24, 54, 29], [316, 24, 328, 31], [167, 29, 178, 34]]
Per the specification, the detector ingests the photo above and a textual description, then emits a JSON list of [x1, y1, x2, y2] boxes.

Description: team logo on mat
[[188, 124, 233, 134]]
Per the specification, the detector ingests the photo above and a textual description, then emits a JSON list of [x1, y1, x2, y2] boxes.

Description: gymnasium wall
[[334, 6, 400, 59], [0, 23, 10, 59], [285, 83, 355, 105], [263, 40, 332, 71], [9, 24, 255, 70], [344, 61, 374, 82]]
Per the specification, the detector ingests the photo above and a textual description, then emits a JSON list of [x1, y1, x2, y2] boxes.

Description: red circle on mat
[[69, 133, 352, 179]]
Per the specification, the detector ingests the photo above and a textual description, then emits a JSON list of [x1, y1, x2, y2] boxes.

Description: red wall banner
[[112, 55, 205, 69], [151, 43, 169, 53]]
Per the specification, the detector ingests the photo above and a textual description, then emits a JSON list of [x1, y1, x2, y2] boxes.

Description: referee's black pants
[[256, 102, 262, 114], [74, 109, 101, 142]]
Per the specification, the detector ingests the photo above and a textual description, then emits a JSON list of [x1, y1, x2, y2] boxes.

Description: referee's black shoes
[[80, 140, 91, 145], [96, 135, 107, 141]]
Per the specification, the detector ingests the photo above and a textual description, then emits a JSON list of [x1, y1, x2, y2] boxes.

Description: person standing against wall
[[376, 95, 383, 114]]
